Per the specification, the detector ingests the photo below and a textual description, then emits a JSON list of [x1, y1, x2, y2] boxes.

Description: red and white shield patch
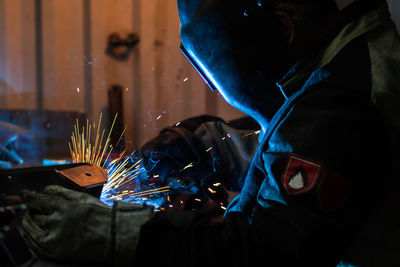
[[282, 153, 323, 195]]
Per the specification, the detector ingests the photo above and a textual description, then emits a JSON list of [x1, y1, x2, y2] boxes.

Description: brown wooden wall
[[0, 0, 399, 153], [0, 0, 243, 153]]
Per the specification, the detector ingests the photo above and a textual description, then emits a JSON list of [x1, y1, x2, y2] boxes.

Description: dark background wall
[[0, 0, 398, 154]]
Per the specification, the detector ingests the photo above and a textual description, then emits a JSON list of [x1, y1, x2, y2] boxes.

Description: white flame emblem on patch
[[288, 171, 306, 190]]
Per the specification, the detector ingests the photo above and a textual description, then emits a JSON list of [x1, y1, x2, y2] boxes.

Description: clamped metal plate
[[0, 163, 108, 198]]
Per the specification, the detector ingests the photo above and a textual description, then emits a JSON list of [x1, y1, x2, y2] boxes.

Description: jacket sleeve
[[133, 53, 391, 267]]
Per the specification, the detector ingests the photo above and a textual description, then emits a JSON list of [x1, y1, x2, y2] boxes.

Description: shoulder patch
[[282, 153, 323, 195]]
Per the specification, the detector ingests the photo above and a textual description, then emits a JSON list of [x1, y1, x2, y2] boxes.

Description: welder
[[20, 0, 400, 266]]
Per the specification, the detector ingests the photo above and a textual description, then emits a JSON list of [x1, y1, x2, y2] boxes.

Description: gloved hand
[[141, 115, 260, 192], [21, 185, 153, 266], [140, 115, 222, 182]]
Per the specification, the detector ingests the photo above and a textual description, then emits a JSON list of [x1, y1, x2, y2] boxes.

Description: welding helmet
[[178, 0, 288, 119]]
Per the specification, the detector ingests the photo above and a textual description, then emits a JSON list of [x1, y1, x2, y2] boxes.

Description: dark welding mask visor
[[180, 43, 217, 92]]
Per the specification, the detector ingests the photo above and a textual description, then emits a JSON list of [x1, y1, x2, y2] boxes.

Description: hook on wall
[[105, 33, 140, 61]]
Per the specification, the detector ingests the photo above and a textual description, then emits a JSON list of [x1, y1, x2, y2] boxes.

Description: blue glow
[[336, 261, 359, 267], [276, 82, 288, 100], [99, 156, 168, 210], [100, 191, 166, 210], [0, 160, 12, 168], [185, 48, 221, 93], [42, 159, 72, 166], [4, 135, 17, 147]]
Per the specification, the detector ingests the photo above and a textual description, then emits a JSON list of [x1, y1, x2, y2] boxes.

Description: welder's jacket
[[135, 2, 400, 266]]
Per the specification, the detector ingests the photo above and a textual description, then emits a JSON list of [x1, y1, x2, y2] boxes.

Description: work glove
[[140, 115, 223, 182], [141, 115, 260, 192], [21, 185, 153, 266]]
